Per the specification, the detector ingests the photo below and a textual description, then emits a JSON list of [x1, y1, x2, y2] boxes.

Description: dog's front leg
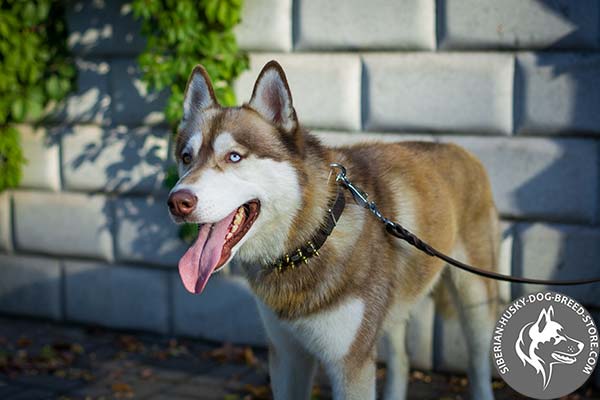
[[258, 305, 317, 400], [326, 357, 376, 400], [382, 320, 409, 400], [268, 341, 317, 400]]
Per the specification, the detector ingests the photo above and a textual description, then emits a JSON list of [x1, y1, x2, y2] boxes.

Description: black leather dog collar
[[266, 187, 346, 273]]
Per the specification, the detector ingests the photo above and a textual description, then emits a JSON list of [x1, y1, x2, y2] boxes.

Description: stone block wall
[[1, 0, 599, 376]]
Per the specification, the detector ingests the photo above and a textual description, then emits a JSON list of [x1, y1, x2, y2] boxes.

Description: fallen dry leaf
[[411, 370, 432, 383], [243, 347, 257, 366], [54, 369, 67, 378], [311, 385, 322, 396], [205, 342, 252, 364], [117, 335, 145, 353], [242, 383, 271, 399], [111, 382, 133, 393], [140, 368, 153, 379], [492, 380, 505, 389], [71, 343, 85, 354], [17, 337, 32, 348]]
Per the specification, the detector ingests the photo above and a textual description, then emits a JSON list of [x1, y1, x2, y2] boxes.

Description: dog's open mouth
[[552, 351, 577, 364], [178, 201, 260, 294]]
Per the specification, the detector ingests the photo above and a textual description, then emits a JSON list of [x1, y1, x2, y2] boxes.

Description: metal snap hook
[[329, 163, 347, 183], [329, 162, 371, 208]]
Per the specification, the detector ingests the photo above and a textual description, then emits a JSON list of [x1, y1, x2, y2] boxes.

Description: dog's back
[[334, 140, 499, 299]]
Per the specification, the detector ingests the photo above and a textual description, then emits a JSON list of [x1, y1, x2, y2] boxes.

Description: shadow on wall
[[510, 1, 600, 307], [57, 125, 167, 193], [0, 252, 267, 344], [57, 124, 186, 266], [66, 0, 145, 56]]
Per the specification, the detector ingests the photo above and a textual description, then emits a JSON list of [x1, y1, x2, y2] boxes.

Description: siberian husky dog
[[167, 61, 499, 400]]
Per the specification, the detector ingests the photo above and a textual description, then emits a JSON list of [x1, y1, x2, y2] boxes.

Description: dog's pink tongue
[[178, 210, 237, 294]]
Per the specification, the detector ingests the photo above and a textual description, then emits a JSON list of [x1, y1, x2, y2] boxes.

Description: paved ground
[[0, 316, 598, 400]]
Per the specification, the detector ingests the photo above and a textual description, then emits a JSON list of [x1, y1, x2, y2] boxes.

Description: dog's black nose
[[168, 189, 197, 218]]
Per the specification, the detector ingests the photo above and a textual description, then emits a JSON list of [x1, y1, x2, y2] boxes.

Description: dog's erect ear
[[183, 65, 218, 120], [248, 61, 297, 132]]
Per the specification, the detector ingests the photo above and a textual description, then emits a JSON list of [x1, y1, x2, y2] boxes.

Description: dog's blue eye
[[228, 152, 242, 163]]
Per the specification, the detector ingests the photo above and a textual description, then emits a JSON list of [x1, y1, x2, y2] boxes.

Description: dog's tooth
[[231, 224, 239, 233], [226, 232, 233, 240]]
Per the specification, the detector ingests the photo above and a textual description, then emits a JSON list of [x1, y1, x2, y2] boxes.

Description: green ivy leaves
[[204, 0, 243, 27], [132, 0, 248, 125], [0, 126, 25, 191], [0, 1, 75, 125], [0, 1, 75, 191]]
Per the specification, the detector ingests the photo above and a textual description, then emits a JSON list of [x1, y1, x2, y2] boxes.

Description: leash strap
[[330, 163, 600, 286]]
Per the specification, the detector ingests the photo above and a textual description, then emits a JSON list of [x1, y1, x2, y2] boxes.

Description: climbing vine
[[0, 1, 76, 191]]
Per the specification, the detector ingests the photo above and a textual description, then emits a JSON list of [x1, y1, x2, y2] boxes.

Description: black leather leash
[[330, 163, 600, 286]]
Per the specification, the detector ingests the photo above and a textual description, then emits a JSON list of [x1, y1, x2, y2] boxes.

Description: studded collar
[[265, 187, 346, 273]]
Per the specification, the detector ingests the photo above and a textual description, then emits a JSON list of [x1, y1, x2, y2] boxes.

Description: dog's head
[[515, 306, 584, 389], [168, 61, 305, 294]]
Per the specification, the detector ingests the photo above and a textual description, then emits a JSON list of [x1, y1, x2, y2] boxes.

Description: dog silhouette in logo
[[515, 306, 584, 389]]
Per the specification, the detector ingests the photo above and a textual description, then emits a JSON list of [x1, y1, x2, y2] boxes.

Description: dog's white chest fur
[[284, 298, 365, 363]]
